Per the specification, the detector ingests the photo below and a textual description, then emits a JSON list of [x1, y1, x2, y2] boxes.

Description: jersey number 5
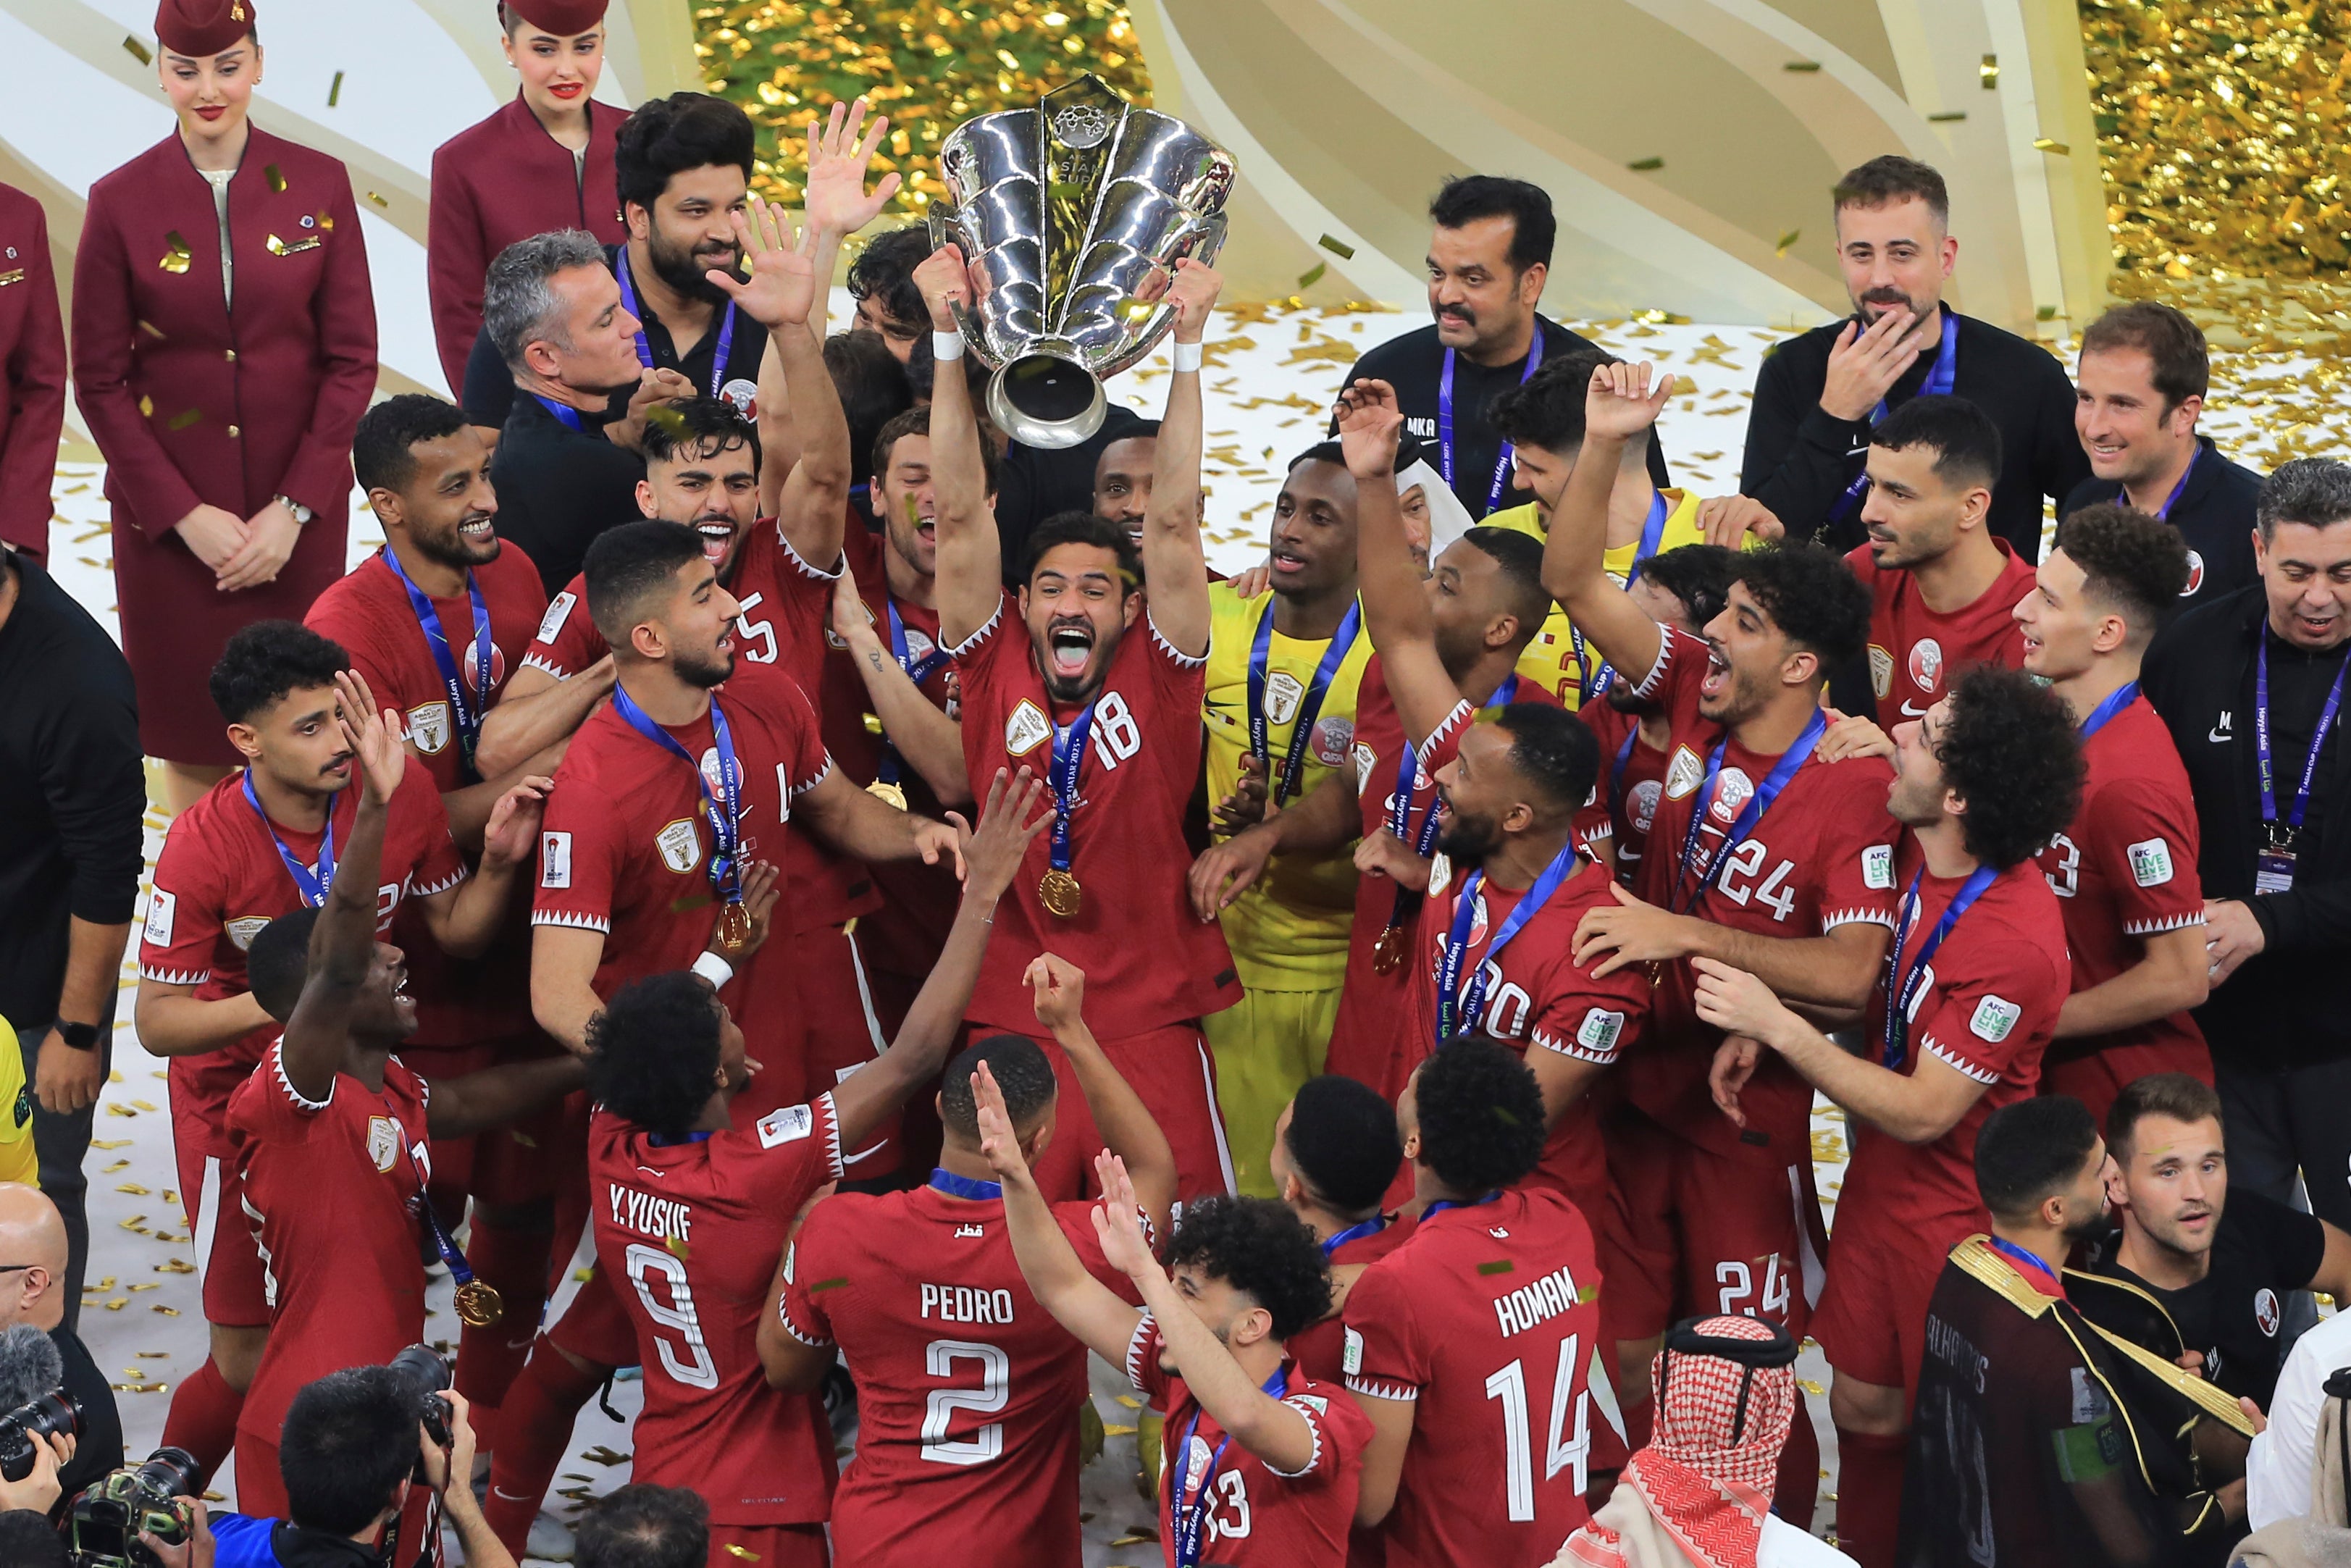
[[624, 1243, 719, 1391], [921, 1338, 1010, 1466], [1483, 1334, 1590, 1522]]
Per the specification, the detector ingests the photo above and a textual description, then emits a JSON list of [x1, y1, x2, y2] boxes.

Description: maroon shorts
[[1809, 1214, 1964, 1401], [797, 923, 902, 1180], [1602, 1103, 1828, 1344], [175, 1125, 270, 1329], [989, 1020, 1236, 1206], [548, 1264, 640, 1370]]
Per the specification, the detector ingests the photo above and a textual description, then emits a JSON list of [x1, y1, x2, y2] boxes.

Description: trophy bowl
[[929, 75, 1236, 450]]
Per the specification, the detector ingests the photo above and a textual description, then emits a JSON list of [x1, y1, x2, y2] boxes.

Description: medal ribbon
[[875, 598, 950, 790], [616, 246, 739, 400], [2255, 636, 2351, 849], [1608, 724, 1640, 843], [1570, 490, 1672, 700], [1671, 708, 1828, 914], [1879, 864, 1998, 1069], [1831, 307, 1959, 524], [1171, 1364, 1291, 1568], [1436, 839, 1583, 1042], [531, 393, 586, 432], [2075, 681, 2140, 742], [396, 1127, 487, 1302], [242, 772, 336, 907], [1320, 1214, 1388, 1258], [1985, 1236, 2066, 1299], [2137, 445, 2200, 522], [1422, 1189, 1503, 1220], [1438, 331, 1546, 518], [1377, 729, 1454, 946], [1247, 599, 1363, 808], [929, 1167, 1003, 1202], [1048, 705, 1100, 881], [612, 686, 748, 915], [381, 547, 493, 780]]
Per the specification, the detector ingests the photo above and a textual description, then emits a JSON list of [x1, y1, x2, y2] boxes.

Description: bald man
[[0, 1183, 120, 1496]]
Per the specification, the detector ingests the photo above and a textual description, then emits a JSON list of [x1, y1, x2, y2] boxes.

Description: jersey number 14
[[1483, 1333, 1591, 1521]]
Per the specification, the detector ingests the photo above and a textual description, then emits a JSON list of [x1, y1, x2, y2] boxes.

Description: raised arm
[[280, 672, 402, 1102], [1536, 363, 1675, 687], [975, 1061, 1143, 1364], [424, 1053, 587, 1138], [916, 245, 1004, 647], [830, 769, 1052, 1149], [1025, 955, 1176, 1238], [1138, 260, 1218, 659], [414, 777, 550, 959], [1336, 378, 1457, 742], [829, 566, 973, 805]]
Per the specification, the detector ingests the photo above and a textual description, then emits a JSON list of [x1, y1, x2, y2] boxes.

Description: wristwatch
[[274, 494, 314, 525], [54, 1021, 98, 1051]]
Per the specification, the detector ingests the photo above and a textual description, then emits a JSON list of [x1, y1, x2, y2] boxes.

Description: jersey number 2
[[624, 1243, 719, 1391], [921, 1338, 1010, 1466], [1483, 1334, 1590, 1521]]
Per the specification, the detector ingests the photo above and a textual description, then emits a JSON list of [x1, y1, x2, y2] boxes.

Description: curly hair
[[209, 620, 351, 726], [1938, 665, 2084, 870], [1162, 1196, 1333, 1342], [353, 393, 470, 495], [846, 225, 934, 335], [614, 93, 755, 214], [1415, 1038, 1547, 1194], [584, 973, 721, 1138], [1732, 542, 1872, 670], [938, 1035, 1059, 1141], [1638, 542, 1738, 632], [641, 395, 760, 474], [2257, 457, 2351, 540], [2052, 503, 2189, 640]]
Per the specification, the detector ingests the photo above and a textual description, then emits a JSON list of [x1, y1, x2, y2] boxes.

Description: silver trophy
[[929, 75, 1236, 449]]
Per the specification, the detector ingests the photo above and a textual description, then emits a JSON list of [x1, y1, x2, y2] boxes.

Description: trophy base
[[988, 352, 1108, 450]]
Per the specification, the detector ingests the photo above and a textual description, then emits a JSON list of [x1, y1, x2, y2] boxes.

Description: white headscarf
[[1396, 457, 1478, 561]]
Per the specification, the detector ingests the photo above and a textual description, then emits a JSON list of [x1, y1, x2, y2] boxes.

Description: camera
[[63, 1447, 199, 1568], [0, 1389, 78, 1483], [387, 1344, 453, 1451]]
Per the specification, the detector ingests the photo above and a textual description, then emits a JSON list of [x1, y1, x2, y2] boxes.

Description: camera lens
[[0, 1391, 80, 1482]]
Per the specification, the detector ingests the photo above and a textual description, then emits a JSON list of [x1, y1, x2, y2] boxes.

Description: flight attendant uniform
[[72, 112, 377, 766], [426, 0, 628, 399], [0, 182, 64, 562]]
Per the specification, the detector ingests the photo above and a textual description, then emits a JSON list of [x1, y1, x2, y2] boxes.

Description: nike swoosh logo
[[1900, 701, 1930, 718], [2210, 724, 2232, 743]]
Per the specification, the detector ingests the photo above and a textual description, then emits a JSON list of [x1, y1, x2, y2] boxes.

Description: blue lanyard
[[615, 246, 739, 400], [2076, 681, 2140, 742], [645, 1131, 714, 1146], [1049, 705, 1099, 877], [929, 1167, 1003, 1201], [875, 598, 949, 789], [1172, 1364, 1291, 1567], [1609, 724, 1640, 835], [380, 548, 493, 780], [241, 772, 336, 907], [1672, 708, 1827, 914], [2133, 446, 2200, 521], [1320, 1215, 1388, 1257], [532, 393, 586, 432], [2256, 637, 2351, 841], [611, 685, 747, 910], [1438, 332, 1546, 517], [1833, 309, 1958, 521], [1436, 839, 1583, 1041], [1986, 1236, 2064, 1296], [396, 1128, 489, 1302], [1879, 864, 1998, 1068], [1422, 1189, 1502, 1220], [1570, 491, 1672, 700], [1486, 675, 1519, 708], [1248, 600, 1362, 807]]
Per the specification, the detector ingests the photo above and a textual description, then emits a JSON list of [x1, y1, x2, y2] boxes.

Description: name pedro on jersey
[[922, 1284, 1017, 1324]]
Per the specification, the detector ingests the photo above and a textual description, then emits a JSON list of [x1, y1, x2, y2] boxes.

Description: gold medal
[[1039, 868, 1084, 918], [866, 779, 908, 811], [1371, 926, 1407, 976], [718, 901, 753, 949], [452, 1279, 504, 1329]]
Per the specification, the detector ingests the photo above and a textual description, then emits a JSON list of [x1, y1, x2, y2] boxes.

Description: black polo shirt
[[461, 243, 768, 428], [2060, 435, 2262, 608], [487, 393, 647, 597]]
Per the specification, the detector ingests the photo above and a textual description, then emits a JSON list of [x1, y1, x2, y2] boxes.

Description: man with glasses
[[0, 1182, 122, 1503]]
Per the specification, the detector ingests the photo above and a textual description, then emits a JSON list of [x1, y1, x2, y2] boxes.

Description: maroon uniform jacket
[[71, 127, 377, 763], [0, 183, 64, 558], [427, 95, 628, 397]]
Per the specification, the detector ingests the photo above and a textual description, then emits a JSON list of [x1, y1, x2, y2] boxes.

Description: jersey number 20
[[1483, 1334, 1591, 1521]]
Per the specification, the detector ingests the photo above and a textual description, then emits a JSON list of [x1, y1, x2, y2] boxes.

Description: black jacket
[[2060, 435, 2262, 608], [1741, 310, 2089, 560], [2142, 584, 2351, 1068], [487, 391, 646, 597]]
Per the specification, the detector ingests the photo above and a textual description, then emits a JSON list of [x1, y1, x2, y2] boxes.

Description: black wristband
[[55, 1021, 99, 1050]]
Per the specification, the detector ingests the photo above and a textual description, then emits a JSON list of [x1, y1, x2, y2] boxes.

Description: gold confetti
[[582, 1446, 631, 1467], [327, 70, 344, 109], [1782, 60, 1821, 72], [1799, 1378, 1826, 1396], [114, 1183, 148, 1195], [1775, 229, 1801, 257], [165, 410, 202, 432], [158, 232, 191, 275], [119, 1215, 146, 1230], [1317, 233, 1355, 259], [1296, 261, 1326, 289], [123, 35, 151, 65], [112, 1383, 168, 1394], [152, 1306, 180, 1316], [1114, 1394, 1141, 1409], [103, 1161, 128, 1174], [1979, 54, 1999, 88], [91, 1140, 129, 1150], [130, 1100, 157, 1113], [1627, 157, 1665, 172], [1927, 112, 1966, 123], [156, 1259, 195, 1275], [137, 398, 153, 421], [1103, 1422, 1136, 1435], [265, 164, 285, 193], [365, 191, 388, 208], [2032, 138, 2070, 156], [724, 1547, 760, 1561]]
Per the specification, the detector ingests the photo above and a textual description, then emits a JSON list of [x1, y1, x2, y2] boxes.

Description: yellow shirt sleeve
[[1489, 490, 1714, 710], [0, 1016, 38, 1189]]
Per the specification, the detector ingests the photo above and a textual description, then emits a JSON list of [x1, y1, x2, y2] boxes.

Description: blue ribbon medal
[[1570, 490, 1672, 700], [1246, 599, 1362, 808], [613, 685, 752, 944], [1832, 307, 1959, 524], [1438, 331, 1546, 518], [869, 598, 950, 809], [1879, 864, 1998, 1068], [382, 547, 494, 781], [1435, 839, 1583, 1042], [1671, 708, 1827, 914], [243, 771, 337, 907], [1039, 705, 1097, 918], [616, 246, 739, 400], [1170, 1364, 1291, 1567]]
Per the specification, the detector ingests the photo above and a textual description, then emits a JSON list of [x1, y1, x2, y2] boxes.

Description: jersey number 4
[[1483, 1333, 1591, 1522], [921, 1338, 1010, 1466], [624, 1244, 719, 1391]]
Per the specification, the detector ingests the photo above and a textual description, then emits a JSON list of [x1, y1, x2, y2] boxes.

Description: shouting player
[[1344, 1039, 1613, 1566], [763, 955, 1174, 1568], [1688, 664, 2080, 1568], [2018, 503, 2210, 1125], [138, 629, 537, 1483], [1533, 362, 1894, 1470], [924, 241, 1239, 1200]]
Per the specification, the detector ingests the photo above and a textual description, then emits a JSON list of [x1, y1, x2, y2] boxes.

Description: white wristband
[[932, 330, 966, 363], [691, 950, 735, 990], [1173, 340, 1204, 372]]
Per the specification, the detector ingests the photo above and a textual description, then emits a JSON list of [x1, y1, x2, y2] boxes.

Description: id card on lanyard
[[2255, 637, 2351, 894]]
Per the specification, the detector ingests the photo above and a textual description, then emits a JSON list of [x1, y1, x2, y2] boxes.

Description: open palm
[[802, 97, 902, 235], [713, 194, 818, 331]]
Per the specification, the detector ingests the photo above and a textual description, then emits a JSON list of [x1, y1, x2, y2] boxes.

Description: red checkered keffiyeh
[[1554, 1315, 1795, 1568]]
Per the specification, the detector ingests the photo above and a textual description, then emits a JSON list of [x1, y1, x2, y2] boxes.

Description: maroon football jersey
[[229, 1045, 432, 1446], [1624, 625, 1901, 1160], [141, 769, 464, 1147], [781, 1182, 1141, 1568], [1289, 1212, 1416, 1387], [1576, 696, 1671, 877], [950, 597, 1238, 1037], [519, 571, 605, 682], [1847, 540, 2035, 724], [1344, 1187, 1606, 1568], [589, 1097, 846, 1525]]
